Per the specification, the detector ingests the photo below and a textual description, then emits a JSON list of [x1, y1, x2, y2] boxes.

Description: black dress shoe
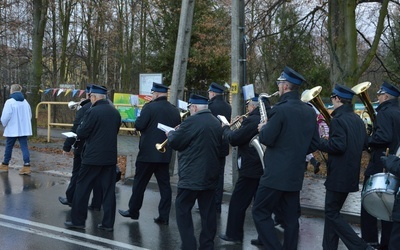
[[219, 234, 242, 244], [64, 221, 85, 229], [88, 205, 101, 211], [118, 209, 139, 220], [59, 197, 72, 207], [153, 217, 169, 225], [250, 238, 263, 246], [97, 224, 113, 232]]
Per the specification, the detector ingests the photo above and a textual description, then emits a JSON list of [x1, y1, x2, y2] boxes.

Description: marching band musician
[[59, 84, 102, 211], [252, 66, 320, 249], [361, 81, 400, 250], [316, 84, 371, 250], [167, 94, 222, 250], [380, 153, 400, 250], [64, 85, 121, 231], [207, 82, 232, 213], [119, 82, 181, 225], [219, 94, 269, 244]]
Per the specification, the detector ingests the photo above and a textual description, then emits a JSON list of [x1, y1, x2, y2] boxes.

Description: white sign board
[[139, 73, 163, 95]]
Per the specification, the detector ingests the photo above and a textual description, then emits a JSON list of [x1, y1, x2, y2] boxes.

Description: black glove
[[366, 124, 373, 136], [380, 155, 398, 174]]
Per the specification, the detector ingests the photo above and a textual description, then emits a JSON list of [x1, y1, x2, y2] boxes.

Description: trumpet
[[230, 112, 249, 130], [155, 139, 168, 153], [301, 86, 332, 125], [68, 101, 81, 110]]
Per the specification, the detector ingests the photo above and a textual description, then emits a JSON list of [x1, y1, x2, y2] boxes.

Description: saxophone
[[249, 92, 277, 168]]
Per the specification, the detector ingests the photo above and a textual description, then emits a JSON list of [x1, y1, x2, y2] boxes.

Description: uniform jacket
[[63, 99, 91, 153], [77, 99, 121, 165], [365, 98, 400, 176], [222, 107, 263, 178], [168, 109, 222, 190], [318, 104, 367, 193], [208, 95, 232, 157], [258, 91, 320, 192], [135, 96, 181, 163], [1, 91, 32, 137]]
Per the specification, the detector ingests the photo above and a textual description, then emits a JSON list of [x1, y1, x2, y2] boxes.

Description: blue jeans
[[3, 136, 30, 165]]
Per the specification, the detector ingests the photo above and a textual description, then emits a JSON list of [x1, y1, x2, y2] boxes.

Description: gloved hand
[[380, 155, 398, 174], [366, 124, 373, 136]]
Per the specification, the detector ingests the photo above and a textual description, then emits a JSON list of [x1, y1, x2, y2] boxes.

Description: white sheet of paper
[[178, 100, 188, 111], [62, 132, 77, 138], [157, 123, 175, 133], [217, 115, 230, 126]]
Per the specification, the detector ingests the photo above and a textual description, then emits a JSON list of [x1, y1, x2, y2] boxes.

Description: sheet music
[[157, 123, 175, 133], [62, 132, 77, 138], [217, 115, 230, 126]]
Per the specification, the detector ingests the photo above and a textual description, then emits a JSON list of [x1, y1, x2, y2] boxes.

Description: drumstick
[[385, 148, 389, 156]]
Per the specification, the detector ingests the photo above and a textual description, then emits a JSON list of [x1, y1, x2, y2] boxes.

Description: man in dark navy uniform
[[207, 82, 232, 213], [252, 66, 320, 249], [381, 152, 400, 250], [119, 82, 181, 225], [64, 84, 121, 231], [219, 95, 265, 244], [168, 94, 222, 250], [361, 81, 400, 250], [317, 84, 371, 249], [59, 85, 101, 211]]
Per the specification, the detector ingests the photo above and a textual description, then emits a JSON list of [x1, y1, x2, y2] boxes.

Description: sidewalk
[[16, 127, 363, 222]]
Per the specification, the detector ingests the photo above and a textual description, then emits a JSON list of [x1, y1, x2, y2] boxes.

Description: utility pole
[[231, 0, 246, 184], [169, 0, 195, 175], [169, 0, 195, 105]]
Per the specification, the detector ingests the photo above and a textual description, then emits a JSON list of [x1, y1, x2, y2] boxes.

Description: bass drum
[[362, 173, 400, 221]]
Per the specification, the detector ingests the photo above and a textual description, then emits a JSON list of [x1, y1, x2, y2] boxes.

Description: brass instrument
[[301, 86, 332, 126], [68, 101, 81, 110], [249, 93, 272, 168], [351, 82, 376, 124], [231, 91, 279, 131], [156, 110, 189, 153], [155, 138, 168, 153], [230, 112, 249, 130]]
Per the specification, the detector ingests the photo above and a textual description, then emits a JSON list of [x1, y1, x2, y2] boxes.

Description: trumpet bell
[[301, 86, 322, 103], [68, 101, 81, 110], [301, 86, 332, 125], [351, 81, 376, 124], [351, 81, 371, 95]]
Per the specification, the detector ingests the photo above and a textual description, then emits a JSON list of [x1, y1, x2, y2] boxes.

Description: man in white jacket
[[0, 84, 32, 175]]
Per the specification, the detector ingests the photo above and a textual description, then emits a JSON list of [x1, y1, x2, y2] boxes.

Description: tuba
[[301, 86, 332, 126], [351, 82, 376, 124], [249, 92, 275, 168]]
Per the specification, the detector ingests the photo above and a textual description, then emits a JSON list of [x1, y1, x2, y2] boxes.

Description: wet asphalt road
[[0, 168, 358, 250]]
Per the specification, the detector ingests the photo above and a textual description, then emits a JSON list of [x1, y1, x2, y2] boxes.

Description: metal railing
[[35, 101, 138, 142]]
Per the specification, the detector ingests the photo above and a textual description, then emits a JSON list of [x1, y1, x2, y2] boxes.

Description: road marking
[[0, 214, 148, 250]]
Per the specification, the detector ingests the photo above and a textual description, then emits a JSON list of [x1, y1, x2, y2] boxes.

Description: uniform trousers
[[176, 188, 216, 250], [389, 195, 400, 250], [323, 190, 368, 250], [65, 150, 102, 208], [128, 161, 171, 220], [215, 157, 226, 212], [71, 164, 116, 228], [361, 177, 392, 247], [252, 185, 300, 250], [225, 175, 260, 240]]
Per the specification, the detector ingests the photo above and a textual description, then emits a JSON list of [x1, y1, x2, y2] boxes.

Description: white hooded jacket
[[1, 91, 32, 137]]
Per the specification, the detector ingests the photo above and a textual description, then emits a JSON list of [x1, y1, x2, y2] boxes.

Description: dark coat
[[318, 104, 367, 193], [135, 96, 181, 163], [63, 99, 91, 153], [208, 95, 232, 157], [258, 91, 320, 192], [168, 109, 222, 190], [77, 99, 121, 165], [365, 99, 400, 176], [222, 107, 263, 178]]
